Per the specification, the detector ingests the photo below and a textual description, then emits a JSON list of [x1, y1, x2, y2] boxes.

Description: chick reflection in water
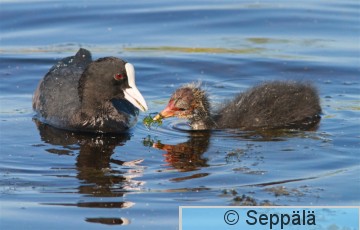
[[145, 132, 211, 174], [34, 120, 143, 225]]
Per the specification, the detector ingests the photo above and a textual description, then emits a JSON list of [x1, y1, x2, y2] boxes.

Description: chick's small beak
[[153, 113, 163, 121], [153, 100, 176, 121]]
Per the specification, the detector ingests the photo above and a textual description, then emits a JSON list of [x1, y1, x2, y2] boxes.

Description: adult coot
[[154, 81, 321, 130], [33, 48, 148, 133]]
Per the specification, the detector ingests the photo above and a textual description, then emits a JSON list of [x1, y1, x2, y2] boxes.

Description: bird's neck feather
[[188, 88, 215, 130]]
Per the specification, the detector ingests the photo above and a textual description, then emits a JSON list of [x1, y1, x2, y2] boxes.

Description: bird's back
[[33, 49, 92, 128], [215, 81, 321, 130]]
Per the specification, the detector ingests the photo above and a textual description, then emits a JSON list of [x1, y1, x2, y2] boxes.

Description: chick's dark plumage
[[155, 81, 321, 131]]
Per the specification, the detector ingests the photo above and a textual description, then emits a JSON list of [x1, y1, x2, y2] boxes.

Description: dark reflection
[[46, 201, 135, 209], [144, 123, 320, 180], [217, 126, 321, 142], [144, 131, 211, 172], [85, 217, 130, 225], [34, 119, 140, 225]]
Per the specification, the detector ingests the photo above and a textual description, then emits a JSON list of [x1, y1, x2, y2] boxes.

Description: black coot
[[33, 48, 148, 133]]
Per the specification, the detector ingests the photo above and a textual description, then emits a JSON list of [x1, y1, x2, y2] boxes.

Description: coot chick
[[154, 81, 321, 130], [33, 48, 148, 133]]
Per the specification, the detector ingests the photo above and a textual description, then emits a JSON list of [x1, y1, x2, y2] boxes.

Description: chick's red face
[[157, 88, 195, 119]]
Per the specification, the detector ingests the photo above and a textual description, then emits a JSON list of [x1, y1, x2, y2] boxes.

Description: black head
[[78, 57, 148, 112]]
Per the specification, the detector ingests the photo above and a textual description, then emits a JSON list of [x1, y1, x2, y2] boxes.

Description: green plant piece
[[143, 114, 163, 129]]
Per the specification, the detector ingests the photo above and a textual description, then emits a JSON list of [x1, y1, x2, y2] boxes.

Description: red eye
[[114, 73, 124, 80]]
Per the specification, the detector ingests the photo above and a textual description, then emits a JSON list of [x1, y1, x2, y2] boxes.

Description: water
[[1, 1, 359, 229]]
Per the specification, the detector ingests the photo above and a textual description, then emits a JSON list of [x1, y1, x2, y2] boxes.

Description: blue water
[[1, 1, 359, 229]]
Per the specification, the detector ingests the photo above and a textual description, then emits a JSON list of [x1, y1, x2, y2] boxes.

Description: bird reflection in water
[[144, 124, 316, 172], [34, 119, 143, 225], [143, 131, 211, 174]]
